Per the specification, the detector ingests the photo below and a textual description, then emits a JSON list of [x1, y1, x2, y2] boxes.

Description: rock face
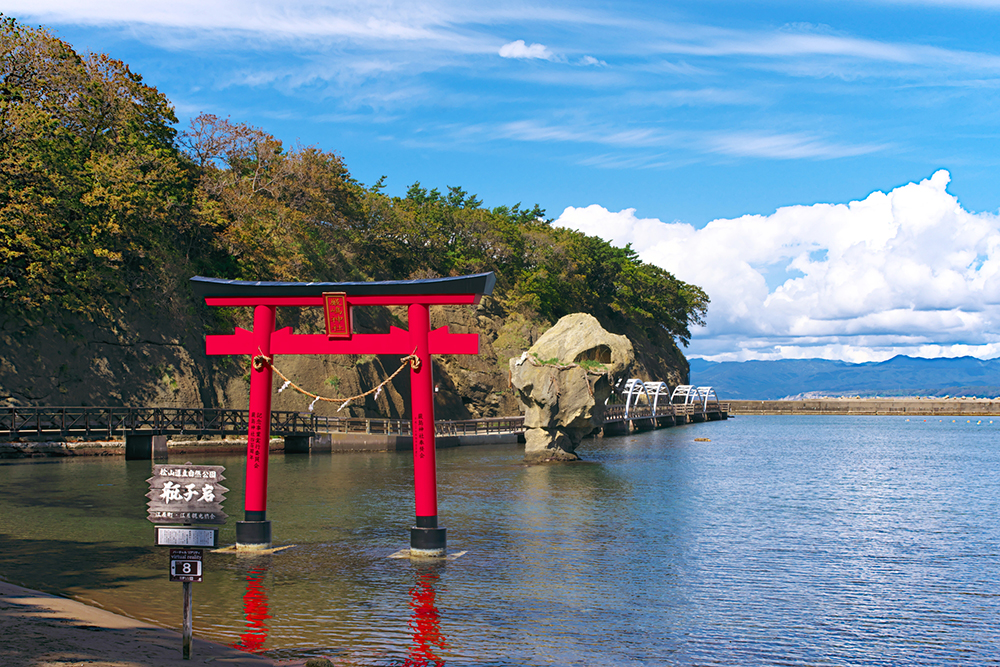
[[1, 294, 687, 427], [509, 313, 634, 462]]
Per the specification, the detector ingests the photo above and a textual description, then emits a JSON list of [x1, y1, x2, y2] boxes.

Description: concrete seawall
[[728, 398, 1000, 416], [0, 432, 524, 458], [309, 432, 521, 452]]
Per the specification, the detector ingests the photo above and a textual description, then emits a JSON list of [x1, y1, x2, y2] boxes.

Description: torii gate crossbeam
[[191, 272, 496, 556]]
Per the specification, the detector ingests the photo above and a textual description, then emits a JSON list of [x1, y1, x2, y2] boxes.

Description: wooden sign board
[[147, 464, 228, 525]]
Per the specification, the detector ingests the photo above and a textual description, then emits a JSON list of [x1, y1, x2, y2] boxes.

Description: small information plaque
[[169, 549, 204, 583], [155, 526, 219, 548]]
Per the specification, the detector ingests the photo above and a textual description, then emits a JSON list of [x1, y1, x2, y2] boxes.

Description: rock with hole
[[510, 313, 634, 462]]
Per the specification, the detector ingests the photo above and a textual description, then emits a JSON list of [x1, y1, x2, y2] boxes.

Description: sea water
[[1, 415, 999, 665]]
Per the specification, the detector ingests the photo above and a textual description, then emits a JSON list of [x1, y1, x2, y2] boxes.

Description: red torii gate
[[190, 272, 496, 556]]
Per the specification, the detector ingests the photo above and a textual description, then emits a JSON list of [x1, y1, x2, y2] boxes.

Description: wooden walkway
[[0, 407, 314, 440], [0, 403, 728, 441]]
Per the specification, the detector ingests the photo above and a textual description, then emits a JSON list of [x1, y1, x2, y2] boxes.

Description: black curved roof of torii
[[190, 272, 496, 298]]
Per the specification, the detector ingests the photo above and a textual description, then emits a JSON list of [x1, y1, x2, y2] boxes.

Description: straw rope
[[251, 348, 420, 412]]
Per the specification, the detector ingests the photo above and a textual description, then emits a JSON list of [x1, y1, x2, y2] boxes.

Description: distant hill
[[689, 356, 1000, 400]]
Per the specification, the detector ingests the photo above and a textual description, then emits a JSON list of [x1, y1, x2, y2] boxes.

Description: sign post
[[169, 548, 204, 659], [182, 579, 193, 659], [148, 463, 227, 660]]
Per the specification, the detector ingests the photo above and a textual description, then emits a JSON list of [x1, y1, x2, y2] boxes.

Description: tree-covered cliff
[[0, 16, 709, 417]]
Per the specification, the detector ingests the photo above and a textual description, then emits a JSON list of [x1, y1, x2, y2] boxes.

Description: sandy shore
[[0, 580, 298, 667]]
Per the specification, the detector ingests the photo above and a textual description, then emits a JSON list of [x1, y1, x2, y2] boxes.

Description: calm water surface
[[2, 415, 1000, 665]]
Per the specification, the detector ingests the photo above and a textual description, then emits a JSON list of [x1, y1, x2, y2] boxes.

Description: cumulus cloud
[[556, 171, 1000, 362], [499, 39, 554, 60]]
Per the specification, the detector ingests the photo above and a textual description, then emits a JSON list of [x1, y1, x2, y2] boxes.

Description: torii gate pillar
[[192, 273, 495, 556], [407, 302, 445, 555], [239, 304, 276, 548]]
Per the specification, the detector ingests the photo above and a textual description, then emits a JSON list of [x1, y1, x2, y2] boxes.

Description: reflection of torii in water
[[405, 564, 447, 666], [191, 272, 496, 556]]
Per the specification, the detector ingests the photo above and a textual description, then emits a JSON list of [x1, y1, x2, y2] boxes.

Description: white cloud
[[579, 55, 607, 66], [499, 40, 554, 60], [705, 131, 888, 159], [491, 120, 883, 161], [556, 171, 1000, 362]]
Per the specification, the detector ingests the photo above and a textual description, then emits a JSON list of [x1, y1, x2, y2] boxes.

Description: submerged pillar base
[[236, 520, 272, 550], [125, 434, 168, 461], [410, 526, 446, 558]]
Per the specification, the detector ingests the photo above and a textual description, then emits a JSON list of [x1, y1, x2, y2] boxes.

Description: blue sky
[[7, 1, 1000, 362]]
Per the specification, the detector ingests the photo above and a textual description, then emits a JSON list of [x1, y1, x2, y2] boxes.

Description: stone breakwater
[[728, 398, 1000, 416]]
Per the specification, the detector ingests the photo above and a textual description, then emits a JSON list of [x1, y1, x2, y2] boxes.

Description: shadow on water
[[0, 533, 156, 593], [0, 458, 155, 520]]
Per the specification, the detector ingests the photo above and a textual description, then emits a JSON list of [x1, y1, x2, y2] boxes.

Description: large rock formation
[[509, 313, 634, 462]]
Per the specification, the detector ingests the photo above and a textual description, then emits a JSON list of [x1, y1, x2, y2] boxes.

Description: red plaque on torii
[[191, 272, 496, 555]]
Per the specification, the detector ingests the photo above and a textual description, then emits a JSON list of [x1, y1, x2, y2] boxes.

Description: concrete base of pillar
[[602, 421, 630, 436], [236, 520, 272, 550], [284, 435, 311, 453], [633, 418, 656, 431], [410, 526, 446, 557], [310, 433, 332, 452], [125, 434, 168, 461]]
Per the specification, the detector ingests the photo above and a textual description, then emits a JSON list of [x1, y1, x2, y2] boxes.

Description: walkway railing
[[311, 415, 524, 437], [1, 407, 318, 439], [0, 406, 527, 440], [603, 402, 729, 422], [0, 402, 726, 440]]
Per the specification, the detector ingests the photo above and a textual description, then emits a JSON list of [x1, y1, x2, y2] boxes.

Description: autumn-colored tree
[[182, 113, 361, 281], [0, 15, 189, 314]]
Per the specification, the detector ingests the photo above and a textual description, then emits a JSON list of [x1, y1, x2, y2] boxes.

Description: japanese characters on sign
[[147, 464, 228, 525], [156, 526, 219, 547], [416, 411, 427, 459], [247, 410, 266, 470], [323, 291, 352, 339]]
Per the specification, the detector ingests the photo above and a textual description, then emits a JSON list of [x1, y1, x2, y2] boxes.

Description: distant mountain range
[[688, 355, 1000, 400]]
